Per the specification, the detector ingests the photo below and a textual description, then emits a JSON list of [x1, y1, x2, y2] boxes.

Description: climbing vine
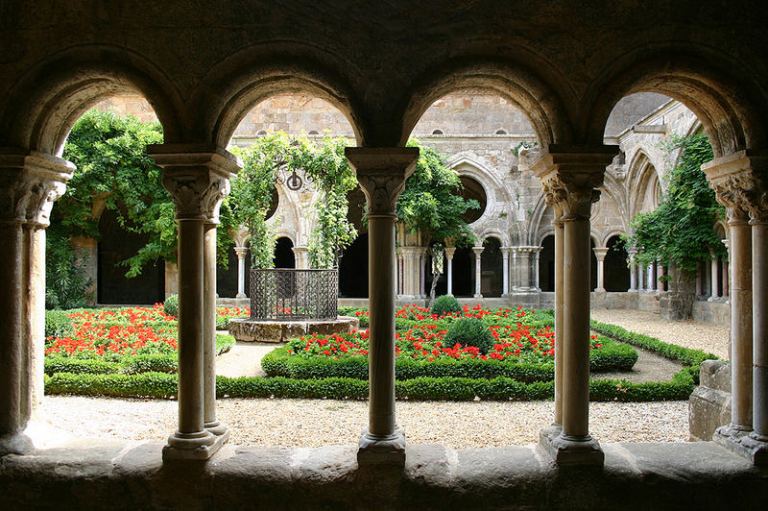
[[626, 134, 725, 275]]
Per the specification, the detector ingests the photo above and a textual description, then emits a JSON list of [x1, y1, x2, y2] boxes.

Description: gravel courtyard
[[41, 310, 727, 448]]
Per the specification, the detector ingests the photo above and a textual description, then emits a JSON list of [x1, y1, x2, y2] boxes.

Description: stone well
[[228, 267, 359, 342]]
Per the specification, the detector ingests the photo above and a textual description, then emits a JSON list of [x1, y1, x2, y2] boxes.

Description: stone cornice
[[345, 147, 418, 216]]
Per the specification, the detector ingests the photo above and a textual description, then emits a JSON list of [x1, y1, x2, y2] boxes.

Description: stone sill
[[1, 440, 767, 510]]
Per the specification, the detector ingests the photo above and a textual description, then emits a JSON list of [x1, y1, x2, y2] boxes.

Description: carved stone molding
[[0, 150, 73, 225], [531, 146, 618, 222], [345, 148, 418, 216], [148, 145, 240, 222], [702, 150, 768, 224]]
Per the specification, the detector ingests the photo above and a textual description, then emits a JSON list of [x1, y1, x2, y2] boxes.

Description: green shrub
[[44, 357, 120, 376], [163, 294, 179, 317], [121, 355, 178, 375], [431, 295, 462, 316], [444, 317, 495, 354], [45, 310, 74, 338]]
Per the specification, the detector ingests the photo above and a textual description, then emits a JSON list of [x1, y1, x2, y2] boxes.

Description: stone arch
[[585, 49, 768, 157], [626, 150, 662, 218], [478, 228, 510, 247], [0, 45, 184, 155], [447, 154, 514, 229], [190, 48, 365, 148], [527, 193, 551, 246], [400, 60, 575, 147], [601, 229, 627, 248]]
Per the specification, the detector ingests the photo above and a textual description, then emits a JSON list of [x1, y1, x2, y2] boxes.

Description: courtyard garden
[[42, 298, 718, 403]]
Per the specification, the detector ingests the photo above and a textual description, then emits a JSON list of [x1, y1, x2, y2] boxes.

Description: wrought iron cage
[[249, 269, 338, 320]]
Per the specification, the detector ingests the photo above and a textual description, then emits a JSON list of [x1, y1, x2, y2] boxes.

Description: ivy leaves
[[628, 134, 725, 274]]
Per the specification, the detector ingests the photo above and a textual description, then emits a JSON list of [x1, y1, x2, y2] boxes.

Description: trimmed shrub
[[45, 310, 73, 338], [444, 317, 495, 354], [44, 357, 120, 376], [163, 294, 179, 317], [121, 355, 178, 375], [431, 294, 462, 316]]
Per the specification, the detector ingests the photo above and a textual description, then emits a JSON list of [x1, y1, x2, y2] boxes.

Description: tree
[[397, 139, 479, 305], [627, 133, 725, 287]]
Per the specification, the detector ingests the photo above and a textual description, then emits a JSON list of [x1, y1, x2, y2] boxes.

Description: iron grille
[[249, 268, 338, 320]]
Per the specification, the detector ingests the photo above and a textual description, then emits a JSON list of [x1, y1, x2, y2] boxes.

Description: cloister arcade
[[1, 2, 767, 507]]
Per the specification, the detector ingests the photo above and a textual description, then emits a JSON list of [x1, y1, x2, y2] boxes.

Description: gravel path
[[217, 343, 276, 377], [591, 309, 729, 359], [40, 396, 689, 447]]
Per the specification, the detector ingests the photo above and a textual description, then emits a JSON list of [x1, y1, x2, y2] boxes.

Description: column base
[[714, 426, 768, 465], [162, 429, 223, 461], [0, 432, 34, 456], [473, 293, 483, 299], [205, 420, 230, 439], [357, 428, 406, 467], [539, 432, 604, 466], [235, 293, 247, 299], [594, 288, 606, 293]]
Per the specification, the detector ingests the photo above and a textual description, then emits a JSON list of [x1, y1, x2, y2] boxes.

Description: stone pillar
[[553, 217, 565, 426], [346, 147, 418, 465], [149, 144, 239, 461], [628, 248, 638, 292], [593, 247, 608, 292], [533, 146, 617, 466], [395, 248, 403, 296], [533, 247, 542, 291], [235, 247, 248, 298], [445, 247, 455, 296], [472, 246, 483, 298], [703, 151, 767, 464], [638, 263, 646, 292], [709, 250, 720, 300], [0, 151, 72, 455], [501, 247, 511, 295], [657, 261, 665, 293], [418, 248, 427, 298], [292, 246, 309, 269], [749, 203, 768, 459]]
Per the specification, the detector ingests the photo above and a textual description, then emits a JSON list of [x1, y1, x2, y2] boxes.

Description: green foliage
[[431, 295, 462, 316], [57, 110, 180, 277], [627, 134, 724, 273], [163, 294, 179, 317], [45, 228, 92, 309], [444, 318, 495, 354], [45, 372, 695, 402], [398, 140, 478, 247], [262, 336, 635, 381], [44, 310, 74, 339]]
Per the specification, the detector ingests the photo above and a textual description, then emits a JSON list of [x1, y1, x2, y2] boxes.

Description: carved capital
[[532, 146, 617, 222], [593, 247, 609, 261], [148, 144, 240, 222], [231, 224, 251, 247], [702, 150, 768, 224], [0, 150, 73, 226], [345, 147, 419, 216]]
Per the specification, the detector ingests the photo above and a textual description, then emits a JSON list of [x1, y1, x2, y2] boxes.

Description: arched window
[[431, 129, 444, 135], [495, 129, 507, 135]]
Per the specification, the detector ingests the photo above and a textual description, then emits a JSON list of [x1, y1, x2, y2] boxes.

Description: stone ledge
[[228, 316, 359, 343], [1, 440, 767, 510]]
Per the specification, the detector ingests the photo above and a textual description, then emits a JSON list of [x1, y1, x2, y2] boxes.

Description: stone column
[[703, 152, 765, 464], [0, 151, 72, 455], [501, 247, 511, 295], [418, 248, 427, 298], [395, 248, 403, 296], [709, 250, 720, 300], [292, 246, 309, 269], [149, 144, 239, 461], [593, 248, 608, 292], [533, 146, 616, 466], [533, 247, 542, 291], [445, 247, 455, 296], [553, 217, 565, 427], [235, 247, 248, 298], [628, 248, 638, 292], [346, 147, 418, 465], [638, 263, 646, 292], [656, 261, 665, 293], [748, 199, 768, 461], [472, 246, 483, 298]]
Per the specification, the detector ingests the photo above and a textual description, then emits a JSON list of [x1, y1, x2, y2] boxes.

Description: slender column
[[472, 246, 483, 298], [395, 248, 403, 296], [235, 247, 248, 298], [445, 247, 455, 296], [203, 222, 227, 438], [347, 147, 418, 465], [0, 152, 72, 456], [709, 250, 719, 300], [501, 247, 511, 295], [750, 208, 768, 451], [553, 218, 565, 425], [593, 248, 608, 292], [703, 151, 768, 464], [150, 144, 238, 461], [292, 246, 309, 269], [723, 257, 730, 298], [533, 145, 616, 466], [638, 263, 646, 292], [534, 248, 542, 291], [656, 261, 665, 293], [418, 248, 427, 298], [628, 248, 638, 291]]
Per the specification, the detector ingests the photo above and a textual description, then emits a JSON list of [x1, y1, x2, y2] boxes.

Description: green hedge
[[45, 310, 74, 338], [262, 336, 636, 382], [590, 319, 717, 384], [45, 372, 694, 402]]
